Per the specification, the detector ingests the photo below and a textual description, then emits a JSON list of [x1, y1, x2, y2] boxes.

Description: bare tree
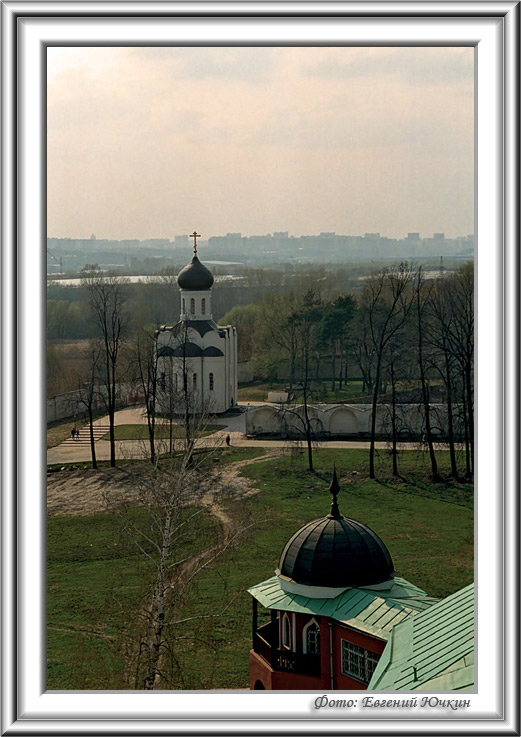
[[352, 307, 376, 396], [285, 291, 323, 473], [131, 328, 160, 464], [381, 331, 412, 477], [361, 264, 414, 479], [109, 412, 258, 690], [426, 275, 461, 479], [82, 268, 127, 467], [76, 341, 102, 469], [414, 268, 441, 481], [446, 263, 474, 478]]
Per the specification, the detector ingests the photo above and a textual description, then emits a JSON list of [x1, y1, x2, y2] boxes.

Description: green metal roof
[[248, 576, 437, 641], [368, 583, 474, 691]]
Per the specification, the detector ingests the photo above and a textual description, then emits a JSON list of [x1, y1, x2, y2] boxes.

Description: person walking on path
[[225, 434, 231, 447]]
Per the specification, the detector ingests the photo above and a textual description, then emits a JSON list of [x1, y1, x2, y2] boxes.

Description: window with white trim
[[201, 298, 206, 315], [341, 640, 380, 683], [209, 372, 214, 391], [190, 298, 195, 314], [303, 620, 320, 655], [281, 614, 291, 648]]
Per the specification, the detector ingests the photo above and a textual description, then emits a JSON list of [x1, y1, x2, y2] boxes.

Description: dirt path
[[202, 448, 283, 534]]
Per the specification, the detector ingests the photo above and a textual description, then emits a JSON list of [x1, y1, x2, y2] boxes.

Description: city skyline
[[48, 46, 474, 241]]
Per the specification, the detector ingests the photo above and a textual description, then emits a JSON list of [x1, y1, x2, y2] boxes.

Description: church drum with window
[[247, 469, 437, 690], [155, 233, 238, 415]]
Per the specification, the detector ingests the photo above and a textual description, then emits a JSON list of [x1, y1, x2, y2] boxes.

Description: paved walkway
[[47, 404, 437, 465]]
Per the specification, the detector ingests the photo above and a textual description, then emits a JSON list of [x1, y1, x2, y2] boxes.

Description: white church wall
[[204, 357, 227, 413], [201, 334, 221, 351], [180, 289, 213, 321]]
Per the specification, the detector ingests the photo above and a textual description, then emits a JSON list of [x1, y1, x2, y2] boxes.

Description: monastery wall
[[245, 403, 452, 439]]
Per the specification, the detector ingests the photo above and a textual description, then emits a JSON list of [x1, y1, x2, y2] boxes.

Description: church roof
[[158, 343, 224, 358], [248, 575, 436, 640], [170, 320, 219, 337], [368, 583, 474, 690], [177, 255, 214, 290], [277, 469, 395, 588]]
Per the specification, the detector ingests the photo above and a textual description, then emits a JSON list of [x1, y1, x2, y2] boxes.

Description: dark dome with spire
[[177, 255, 214, 291], [277, 469, 394, 589]]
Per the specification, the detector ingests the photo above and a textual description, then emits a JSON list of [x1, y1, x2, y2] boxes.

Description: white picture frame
[[1, 2, 519, 734]]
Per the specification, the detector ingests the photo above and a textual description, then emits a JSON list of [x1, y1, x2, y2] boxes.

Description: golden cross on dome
[[190, 231, 201, 256]]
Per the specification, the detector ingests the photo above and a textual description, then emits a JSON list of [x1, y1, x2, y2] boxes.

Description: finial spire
[[190, 231, 200, 257], [329, 465, 341, 518]]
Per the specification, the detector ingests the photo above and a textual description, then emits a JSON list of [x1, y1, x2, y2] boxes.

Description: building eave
[[248, 575, 437, 641]]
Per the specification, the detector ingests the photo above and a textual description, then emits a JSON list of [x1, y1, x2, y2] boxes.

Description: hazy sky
[[47, 46, 474, 240]]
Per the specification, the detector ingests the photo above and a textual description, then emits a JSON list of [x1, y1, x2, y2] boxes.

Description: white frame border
[[1, 2, 519, 735]]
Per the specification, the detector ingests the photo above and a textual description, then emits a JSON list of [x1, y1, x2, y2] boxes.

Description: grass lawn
[[101, 423, 226, 441], [48, 505, 221, 689], [238, 379, 366, 403], [48, 447, 473, 690]]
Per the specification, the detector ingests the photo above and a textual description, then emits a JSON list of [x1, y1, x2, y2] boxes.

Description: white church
[[156, 233, 238, 415]]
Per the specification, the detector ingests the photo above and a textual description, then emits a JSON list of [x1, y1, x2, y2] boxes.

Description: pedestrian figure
[[71, 428, 76, 440], [225, 434, 231, 447], [74, 428, 79, 440]]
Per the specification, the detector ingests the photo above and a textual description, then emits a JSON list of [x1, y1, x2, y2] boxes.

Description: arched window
[[303, 619, 320, 655], [281, 613, 291, 649], [209, 372, 214, 391], [192, 373, 197, 390], [190, 298, 195, 314], [201, 298, 206, 315]]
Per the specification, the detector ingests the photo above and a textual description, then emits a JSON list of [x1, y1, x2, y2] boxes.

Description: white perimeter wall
[[245, 403, 450, 437]]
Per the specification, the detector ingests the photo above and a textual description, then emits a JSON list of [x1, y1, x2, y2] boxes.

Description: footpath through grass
[[48, 447, 473, 690]]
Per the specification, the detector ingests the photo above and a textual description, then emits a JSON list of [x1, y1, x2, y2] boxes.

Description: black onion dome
[[277, 470, 394, 588], [177, 256, 214, 290]]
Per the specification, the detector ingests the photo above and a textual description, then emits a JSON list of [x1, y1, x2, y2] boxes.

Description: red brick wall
[[332, 623, 386, 690]]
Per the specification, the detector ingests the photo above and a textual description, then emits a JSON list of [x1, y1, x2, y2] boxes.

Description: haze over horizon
[[48, 47, 474, 241]]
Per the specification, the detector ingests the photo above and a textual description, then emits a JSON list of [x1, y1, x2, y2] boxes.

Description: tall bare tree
[[285, 290, 323, 473], [446, 263, 474, 478], [361, 264, 414, 479], [426, 275, 461, 479], [110, 413, 253, 690], [82, 267, 127, 467], [414, 268, 440, 481], [131, 328, 160, 464], [76, 341, 102, 469]]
